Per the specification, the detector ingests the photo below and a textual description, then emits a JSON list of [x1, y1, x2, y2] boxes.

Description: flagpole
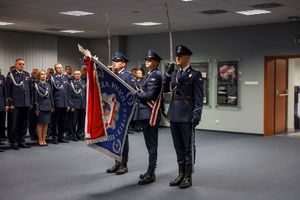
[[165, 2, 173, 63], [106, 13, 111, 66]]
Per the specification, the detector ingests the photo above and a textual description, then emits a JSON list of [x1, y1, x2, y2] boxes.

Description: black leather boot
[[139, 170, 149, 179], [106, 161, 121, 173], [138, 173, 156, 185], [115, 162, 128, 175], [169, 165, 185, 186], [179, 165, 192, 189]]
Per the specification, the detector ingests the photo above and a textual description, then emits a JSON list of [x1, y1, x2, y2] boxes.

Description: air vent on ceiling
[[200, 9, 228, 15], [252, 2, 283, 9], [44, 28, 64, 32]]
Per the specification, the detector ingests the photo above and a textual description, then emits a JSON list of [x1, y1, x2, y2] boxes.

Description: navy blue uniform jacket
[[70, 79, 86, 109], [137, 68, 162, 121], [163, 66, 203, 122], [0, 75, 8, 111], [50, 74, 71, 108], [34, 81, 54, 112], [6, 70, 32, 107]]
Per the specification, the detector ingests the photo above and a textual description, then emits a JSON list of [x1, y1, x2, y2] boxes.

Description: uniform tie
[[178, 70, 183, 78]]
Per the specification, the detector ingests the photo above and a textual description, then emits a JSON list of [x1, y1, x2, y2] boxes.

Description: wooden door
[[264, 58, 288, 136], [274, 59, 288, 134]]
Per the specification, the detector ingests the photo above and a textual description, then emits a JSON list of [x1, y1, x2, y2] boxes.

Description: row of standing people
[[104, 45, 204, 189], [0, 61, 87, 150]]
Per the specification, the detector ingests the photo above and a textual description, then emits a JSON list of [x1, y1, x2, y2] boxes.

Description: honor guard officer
[[70, 70, 86, 141], [163, 45, 203, 189], [6, 58, 32, 150], [0, 69, 8, 152], [50, 63, 71, 144], [106, 52, 136, 175], [136, 50, 163, 185]]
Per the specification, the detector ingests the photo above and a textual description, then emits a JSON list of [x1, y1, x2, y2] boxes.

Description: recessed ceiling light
[[236, 9, 271, 16], [0, 22, 14, 26], [181, 0, 194, 2], [133, 22, 162, 26], [59, 10, 94, 16], [59, 30, 84, 33]]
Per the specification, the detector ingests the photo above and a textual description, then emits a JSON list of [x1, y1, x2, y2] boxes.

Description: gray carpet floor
[[1, 128, 300, 200]]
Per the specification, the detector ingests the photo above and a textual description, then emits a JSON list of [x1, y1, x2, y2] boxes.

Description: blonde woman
[[34, 70, 54, 146]]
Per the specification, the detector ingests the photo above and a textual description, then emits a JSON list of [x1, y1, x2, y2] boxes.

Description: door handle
[[276, 89, 288, 97], [279, 93, 288, 97]]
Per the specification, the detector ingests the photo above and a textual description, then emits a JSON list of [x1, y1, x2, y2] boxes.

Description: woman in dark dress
[[34, 70, 54, 146]]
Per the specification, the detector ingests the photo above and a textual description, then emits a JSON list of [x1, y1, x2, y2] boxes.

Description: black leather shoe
[[169, 175, 185, 186], [115, 165, 128, 175], [11, 143, 20, 150], [72, 137, 78, 142], [138, 173, 156, 185], [106, 164, 120, 173], [0, 148, 4, 152], [58, 139, 69, 143], [18, 142, 31, 148], [52, 140, 58, 144], [179, 176, 192, 189], [0, 141, 5, 145]]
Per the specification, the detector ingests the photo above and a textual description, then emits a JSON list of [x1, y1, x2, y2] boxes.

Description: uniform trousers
[[122, 135, 129, 163], [7, 107, 30, 144], [170, 122, 194, 168], [51, 107, 67, 140], [141, 120, 159, 173], [0, 111, 6, 138], [29, 109, 37, 139], [72, 108, 85, 137]]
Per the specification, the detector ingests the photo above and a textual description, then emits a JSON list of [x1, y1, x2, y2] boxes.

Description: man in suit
[[0, 68, 8, 152], [106, 52, 136, 175], [163, 45, 204, 189], [50, 63, 71, 144], [136, 50, 163, 185], [6, 58, 32, 150]]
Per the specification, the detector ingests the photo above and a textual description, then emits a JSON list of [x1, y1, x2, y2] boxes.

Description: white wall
[[287, 58, 300, 131]]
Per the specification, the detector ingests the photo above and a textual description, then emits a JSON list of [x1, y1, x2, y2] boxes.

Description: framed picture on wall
[[217, 61, 238, 106], [191, 62, 209, 105]]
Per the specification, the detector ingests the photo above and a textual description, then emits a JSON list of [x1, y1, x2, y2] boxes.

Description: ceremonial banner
[[85, 57, 136, 161]]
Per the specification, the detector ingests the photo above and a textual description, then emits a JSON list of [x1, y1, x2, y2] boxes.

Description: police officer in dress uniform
[[6, 58, 32, 150], [106, 52, 136, 175], [70, 70, 86, 141], [50, 63, 71, 144], [163, 45, 203, 189], [34, 70, 54, 146], [136, 50, 163, 185], [0, 69, 8, 152], [64, 66, 74, 139], [29, 69, 39, 141]]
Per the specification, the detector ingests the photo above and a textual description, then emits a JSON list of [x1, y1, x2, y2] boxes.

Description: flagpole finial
[[78, 44, 92, 58]]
